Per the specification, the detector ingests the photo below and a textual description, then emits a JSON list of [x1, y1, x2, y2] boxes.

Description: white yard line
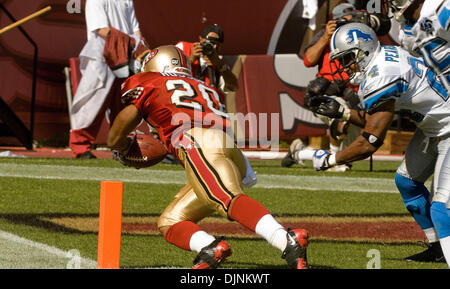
[[0, 163, 413, 194], [0, 229, 97, 269]]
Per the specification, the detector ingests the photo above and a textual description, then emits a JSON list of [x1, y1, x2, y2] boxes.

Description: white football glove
[[314, 112, 333, 127], [312, 150, 336, 171], [242, 153, 257, 188]]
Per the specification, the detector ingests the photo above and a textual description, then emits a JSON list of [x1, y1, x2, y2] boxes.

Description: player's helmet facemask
[[141, 45, 192, 76], [384, 0, 416, 22], [330, 49, 359, 80], [329, 22, 380, 84]]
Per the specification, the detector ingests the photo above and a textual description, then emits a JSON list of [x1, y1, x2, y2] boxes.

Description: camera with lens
[[201, 39, 215, 56], [335, 11, 391, 36], [335, 17, 350, 27]]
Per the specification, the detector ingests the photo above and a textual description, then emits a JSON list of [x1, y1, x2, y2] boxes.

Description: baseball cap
[[200, 24, 224, 43], [332, 3, 355, 19]]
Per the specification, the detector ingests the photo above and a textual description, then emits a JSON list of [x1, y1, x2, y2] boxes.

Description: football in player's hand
[[122, 134, 168, 168]]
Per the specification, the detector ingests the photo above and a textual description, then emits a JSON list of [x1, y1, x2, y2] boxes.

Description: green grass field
[[0, 156, 447, 270]]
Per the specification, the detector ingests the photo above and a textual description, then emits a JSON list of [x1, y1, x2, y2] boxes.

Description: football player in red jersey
[[107, 45, 310, 269]]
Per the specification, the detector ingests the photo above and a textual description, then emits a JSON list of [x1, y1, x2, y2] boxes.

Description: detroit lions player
[[308, 22, 450, 266], [386, 0, 449, 92], [386, 0, 450, 224]]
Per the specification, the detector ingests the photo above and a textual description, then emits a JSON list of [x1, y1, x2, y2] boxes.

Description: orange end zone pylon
[[97, 181, 123, 269]]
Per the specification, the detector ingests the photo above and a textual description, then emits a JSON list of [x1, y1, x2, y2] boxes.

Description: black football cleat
[[404, 241, 445, 262], [281, 152, 297, 168], [76, 151, 96, 159], [192, 238, 232, 269], [282, 228, 310, 269], [281, 139, 305, 168]]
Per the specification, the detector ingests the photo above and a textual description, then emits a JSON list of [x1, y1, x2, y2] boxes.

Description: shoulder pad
[[121, 72, 158, 105]]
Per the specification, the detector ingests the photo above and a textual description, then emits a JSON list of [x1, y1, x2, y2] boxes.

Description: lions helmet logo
[[346, 29, 373, 44]]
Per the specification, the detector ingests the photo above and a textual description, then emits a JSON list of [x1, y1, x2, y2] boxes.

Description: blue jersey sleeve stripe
[[363, 79, 408, 111], [403, 30, 414, 36], [438, 2, 450, 30], [403, 24, 414, 35]]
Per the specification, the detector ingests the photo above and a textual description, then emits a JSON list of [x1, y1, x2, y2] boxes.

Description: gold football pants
[[157, 127, 247, 229]]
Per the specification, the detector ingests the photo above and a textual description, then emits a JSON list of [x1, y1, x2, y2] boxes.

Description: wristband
[[328, 154, 337, 166]]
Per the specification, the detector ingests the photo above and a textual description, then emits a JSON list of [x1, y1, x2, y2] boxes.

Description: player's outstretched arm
[[312, 100, 395, 171], [107, 105, 142, 154], [335, 100, 395, 164]]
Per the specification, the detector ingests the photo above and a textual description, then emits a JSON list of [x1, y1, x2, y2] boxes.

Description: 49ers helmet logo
[[142, 49, 158, 68]]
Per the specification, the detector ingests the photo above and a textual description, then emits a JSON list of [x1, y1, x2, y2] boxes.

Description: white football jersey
[[400, 0, 450, 91], [359, 45, 450, 138]]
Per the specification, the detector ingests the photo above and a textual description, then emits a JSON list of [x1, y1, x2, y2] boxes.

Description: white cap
[[332, 3, 355, 19]]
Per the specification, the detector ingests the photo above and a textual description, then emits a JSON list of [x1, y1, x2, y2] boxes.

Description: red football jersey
[[121, 72, 230, 155]]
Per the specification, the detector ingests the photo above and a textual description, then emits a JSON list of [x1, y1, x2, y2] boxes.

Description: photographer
[[176, 24, 238, 93], [303, 3, 391, 78], [303, 3, 355, 79]]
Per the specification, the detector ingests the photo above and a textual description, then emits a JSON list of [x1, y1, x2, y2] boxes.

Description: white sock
[[424, 228, 439, 243], [330, 143, 340, 154], [296, 149, 315, 161], [439, 236, 450, 268], [189, 231, 216, 253], [255, 214, 287, 252]]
